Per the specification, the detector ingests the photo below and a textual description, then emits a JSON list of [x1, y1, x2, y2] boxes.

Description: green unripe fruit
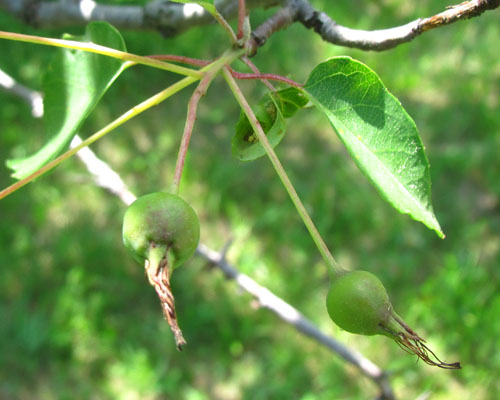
[[122, 192, 200, 350], [123, 192, 200, 268], [326, 270, 392, 336], [326, 269, 461, 369]]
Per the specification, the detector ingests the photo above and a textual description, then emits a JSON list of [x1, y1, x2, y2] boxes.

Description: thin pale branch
[[70, 136, 137, 206], [249, 0, 500, 53], [0, 67, 43, 117], [0, 0, 281, 37], [197, 243, 394, 399], [248, 3, 297, 55], [2, 0, 496, 53]]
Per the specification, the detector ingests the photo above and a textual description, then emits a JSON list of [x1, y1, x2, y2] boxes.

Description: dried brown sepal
[[145, 255, 186, 351], [381, 311, 461, 370]]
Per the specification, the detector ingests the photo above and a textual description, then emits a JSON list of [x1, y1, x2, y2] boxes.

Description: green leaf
[[167, 0, 216, 16], [274, 87, 309, 118], [304, 57, 444, 238], [7, 22, 127, 180], [232, 92, 284, 161], [232, 87, 308, 161]]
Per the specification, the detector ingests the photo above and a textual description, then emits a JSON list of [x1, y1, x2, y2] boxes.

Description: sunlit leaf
[[232, 91, 285, 161], [274, 87, 309, 118], [7, 22, 127, 180], [232, 87, 308, 161], [304, 57, 444, 238]]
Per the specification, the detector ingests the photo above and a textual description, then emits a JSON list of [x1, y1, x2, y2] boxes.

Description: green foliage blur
[[1, 1, 499, 399]]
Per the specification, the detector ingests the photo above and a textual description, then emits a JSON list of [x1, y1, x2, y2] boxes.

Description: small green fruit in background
[[326, 270, 461, 369], [122, 192, 200, 350], [326, 270, 391, 336]]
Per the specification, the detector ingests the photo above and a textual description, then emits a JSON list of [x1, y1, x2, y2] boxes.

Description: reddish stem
[[230, 70, 303, 88], [147, 54, 302, 88], [242, 55, 275, 91], [147, 54, 210, 68], [237, 0, 247, 40], [172, 71, 215, 192]]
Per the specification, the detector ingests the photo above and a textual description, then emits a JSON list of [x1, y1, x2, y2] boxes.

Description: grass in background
[[1, 1, 499, 399]]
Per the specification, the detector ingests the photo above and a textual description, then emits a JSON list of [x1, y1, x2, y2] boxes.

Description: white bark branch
[[291, 0, 500, 51], [197, 242, 394, 399], [2, 0, 497, 52], [247, 0, 500, 53], [0, 67, 395, 400], [0, 68, 43, 117], [0, 0, 280, 37]]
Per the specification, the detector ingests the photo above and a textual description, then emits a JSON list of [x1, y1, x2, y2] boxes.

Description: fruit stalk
[[222, 67, 343, 276]]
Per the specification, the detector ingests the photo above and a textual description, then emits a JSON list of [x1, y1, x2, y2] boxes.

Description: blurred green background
[[1, 1, 499, 399]]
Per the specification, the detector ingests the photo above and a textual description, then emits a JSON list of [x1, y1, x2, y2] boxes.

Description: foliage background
[[0, 1, 499, 399]]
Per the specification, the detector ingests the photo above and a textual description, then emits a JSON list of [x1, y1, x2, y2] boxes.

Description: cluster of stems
[[0, 0, 460, 370]]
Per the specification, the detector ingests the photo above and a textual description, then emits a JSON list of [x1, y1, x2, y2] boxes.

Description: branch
[[0, 67, 43, 117], [2, 0, 497, 52], [70, 135, 137, 206], [0, 0, 281, 37], [197, 243, 394, 399], [1, 69, 395, 400], [249, 0, 500, 53]]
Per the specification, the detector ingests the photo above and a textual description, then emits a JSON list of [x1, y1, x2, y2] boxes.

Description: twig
[[147, 54, 302, 87], [2, 0, 496, 53], [70, 136, 136, 206], [197, 242, 395, 399], [0, 30, 201, 78], [237, 0, 247, 40], [241, 55, 276, 91], [2, 66, 395, 400], [247, 3, 298, 55], [0, 0, 279, 37], [0, 68, 43, 118], [248, 0, 500, 54], [147, 54, 210, 68], [230, 70, 302, 87]]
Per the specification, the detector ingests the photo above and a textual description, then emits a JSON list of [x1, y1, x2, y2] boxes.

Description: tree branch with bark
[[1, 0, 498, 53], [249, 0, 500, 53], [0, 0, 281, 36]]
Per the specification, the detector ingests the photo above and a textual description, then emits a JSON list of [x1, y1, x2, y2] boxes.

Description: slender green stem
[[213, 10, 238, 44], [0, 30, 202, 78], [0, 76, 198, 200], [222, 68, 344, 276]]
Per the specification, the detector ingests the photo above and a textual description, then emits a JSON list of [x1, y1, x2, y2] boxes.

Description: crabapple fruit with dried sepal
[[326, 270, 461, 369], [122, 192, 200, 350]]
